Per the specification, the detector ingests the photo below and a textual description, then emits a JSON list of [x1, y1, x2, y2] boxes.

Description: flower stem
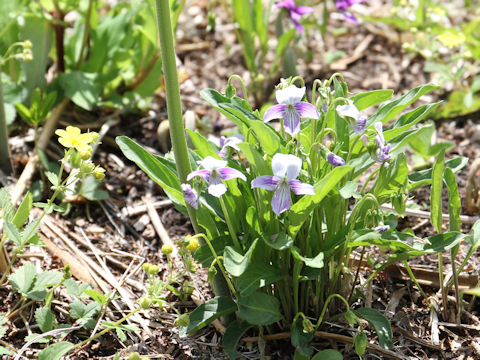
[[219, 196, 241, 252]]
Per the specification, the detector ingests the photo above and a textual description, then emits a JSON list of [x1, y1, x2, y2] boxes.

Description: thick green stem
[[0, 71, 13, 174]]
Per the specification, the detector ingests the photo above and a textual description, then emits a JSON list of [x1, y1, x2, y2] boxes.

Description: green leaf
[[237, 292, 283, 325], [14, 102, 32, 123], [339, 181, 360, 199], [224, 239, 258, 277], [79, 176, 108, 201], [0, 346, 13, 356], [444, 168, 461, 233], [12, 192, 33, 228], [35, 307, 55, 332], [463, 287, 480, 296], [353, 307, 392, 349], [116, 136, 183, 204], [9, 263, 37, 295], [45, 171, 58, 187], [0, 187, 15, 221], [34, 270, 63, 288], [289, 166, 353, 237], [262, 232, 293, 250], [223, 320, 253, 360], [59, 71, 99, 110], [64, 279, 92, 299], [237, 263, 285, 296], [4, 221, 22, 245], [291, 247, 324, 268], [351, 89, 394, 111], [430, 150, 445, 234], [467, 220, 480, 249], [185, 296, 237, 334], [291, 317, 314, 354], [38, 341, 74, 360], [186, 129, 219, 158], [372, 153, 408, 202], [368, 84, 439, 126], [311, 349, 343, 360], [408, 157, 468, 190]]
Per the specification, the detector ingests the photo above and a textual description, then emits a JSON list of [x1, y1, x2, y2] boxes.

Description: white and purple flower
[[336, 0, 366, 24], [276, 0, 314, 33], [218, 134, 244, 159], [187, 157, 247, 198], [181, 184, 199, 209], [327, 152, 346, 166], [264, 85, 320, 137], [336, 99, 366, 134], [373, 224, 390, 234], [251, 153, 315, 215], [374, 122, 391, 164]]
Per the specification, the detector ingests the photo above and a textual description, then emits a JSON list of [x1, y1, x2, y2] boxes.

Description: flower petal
[[186, 169, 210, 181], [295, 6, 314, 15], [295, 102, 320, 119], [327, 153, 346, 166], [275, 0, 295, 10], [288, 179, 315, 195], [271, 153, 302, 180], [263, 104, 286, 123], [374, 121, 385, 145], [291, 19, 304, 33], [271, 183, 292, 215], [285, 155, 303, 180], [181, 184, 199, 209], [208, 173, 227, 197], [198, 156, 227, 171], [251, 175, 280, 191], [219, 167, 247, 182], [336, 100, 360, 120], [284, 106, 301, 136], [276, 85, 305, 105]]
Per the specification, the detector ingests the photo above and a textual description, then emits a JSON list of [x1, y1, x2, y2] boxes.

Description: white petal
[[275, 85, 306, 105], [207, 173, 227, 197], [271, 153, 302, 180], [198, 156, 227, 171], [374, 121, 385, 145], [336, 99, 360, 120]]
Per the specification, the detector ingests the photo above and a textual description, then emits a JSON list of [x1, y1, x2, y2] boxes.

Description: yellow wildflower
[[186, 238, 199, 252], [92, 166, 106, 181], [437, 32, 465, 48], [55, 126, 99, 152], [161, 244, 173, 255]]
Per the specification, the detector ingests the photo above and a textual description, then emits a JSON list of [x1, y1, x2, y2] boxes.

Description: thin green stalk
[[0, 70, 12, 174], [315, 293, 349, 328], [219, 196, 241, 252], [75, 0, 93, 68], [403, 260, 430, 305], [438, 253, 448, 319], [292, 261, 302, 315]]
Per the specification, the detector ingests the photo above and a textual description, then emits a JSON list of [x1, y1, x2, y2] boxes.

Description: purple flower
[[264, 85, 320, 137], [276, 0, 313, 33], [336, 0, 366, 24], [373, 225, 390, 234], [187, 157, 247, 198], [181, 184, 199, 209], [374, 122, 391, 164], [218, 134, 244, 159], [336, 100, 366, 134], [251, 153, 315, 215], [327, 153, 346, 166]]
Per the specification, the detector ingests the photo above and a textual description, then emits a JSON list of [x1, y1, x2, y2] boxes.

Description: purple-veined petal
[[373, 225, 390, 234], [207, 173, 227, 197], [336, 100, 360, 120], [218, 167, 247, 182], [186, 169, 210, 181], [271, 183, 292, 215], [283, 106, 301, 136], [288, 179, 315, 195], [251, 175, 280, 191], [353, 115, 367, 134], [264, 104, 286, 123], [218, 135, 244, 158], [276, 85, 305, 105], [295, 6, 314, 15], [181, 184, 199, 209], [295, 102, 320, 119], [199, 156, 228, 171], [219, 136, 226, 148], [327, 153, 346, 166], [376, 143, 391, 164]]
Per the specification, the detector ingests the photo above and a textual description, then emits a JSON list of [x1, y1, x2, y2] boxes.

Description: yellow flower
[[55, 126, 99, 152], [161, 244, 173, 255], [186, 238, 199, 252], [92, 166, 106, 181], [437, 32, 465, 48]]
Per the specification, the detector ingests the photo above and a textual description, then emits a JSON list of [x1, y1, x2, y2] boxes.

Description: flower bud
[[93, 166, 105, 181], [79, 147, 92, 161], [161, 244, 173, 255], [326, 153, 346, 167], [185, 238, 199, 252], [138, 297, 153, 309], [69, 151, 82, 168], [175, 313, 190, 327], [23, 49, 33, 62], [23, 40, 32, 49], [81, 161, 95, 174], [354, 331, 367, 356]]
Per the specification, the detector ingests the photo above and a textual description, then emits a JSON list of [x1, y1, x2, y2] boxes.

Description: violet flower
[[276, 0, 313, 33], [374, 122, 391, 164], [187, 157, 246, 198], [181, 184, 199, 209], [373, 224, 390, 234], [218, 134, 244, 159], [336, 0, 366, 24], [251, 153, 315, 215], [264, 85, 320, 137], [336, 100, 366, 134], [327, 153, 346, 166]]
